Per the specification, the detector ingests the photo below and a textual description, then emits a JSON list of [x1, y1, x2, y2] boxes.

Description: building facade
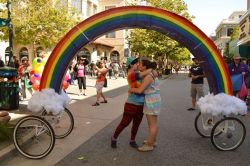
[[214, 11, 245, 57], [237, 1, 250, 58]]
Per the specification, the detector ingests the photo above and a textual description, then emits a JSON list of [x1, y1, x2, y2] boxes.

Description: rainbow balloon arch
[[39, 6, 233, 95]]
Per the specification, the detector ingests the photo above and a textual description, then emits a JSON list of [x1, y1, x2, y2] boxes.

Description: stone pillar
[[91, 50, 98, 63], [248, 0, 250, 10]]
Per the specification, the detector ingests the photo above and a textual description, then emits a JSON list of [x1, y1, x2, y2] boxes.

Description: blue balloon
[[230, 74, 242, 91]]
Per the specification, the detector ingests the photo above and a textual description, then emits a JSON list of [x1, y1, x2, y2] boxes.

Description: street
[[1, 74, 250, 166], [56, 74, 250, 166]]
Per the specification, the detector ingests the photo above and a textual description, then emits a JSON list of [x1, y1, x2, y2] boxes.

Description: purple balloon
[[37, 58, 42, 63], [34, 73, 40, 77]]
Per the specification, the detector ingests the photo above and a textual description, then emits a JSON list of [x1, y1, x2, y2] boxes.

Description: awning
[[93, 38, 114, 48], [229, 40, 250, 58]]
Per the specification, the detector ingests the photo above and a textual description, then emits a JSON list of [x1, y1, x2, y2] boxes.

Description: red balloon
[[30, 70, 35, 75]]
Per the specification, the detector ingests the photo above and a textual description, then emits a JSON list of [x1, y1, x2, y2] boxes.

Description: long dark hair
[[140, 58, 157, 69]]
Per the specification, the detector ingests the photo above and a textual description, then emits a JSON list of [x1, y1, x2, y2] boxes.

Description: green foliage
[[0, 0, 79, 49], [230, 26, 239, 41], [127, 0, 193, 65], [0, 123, 13, 141]]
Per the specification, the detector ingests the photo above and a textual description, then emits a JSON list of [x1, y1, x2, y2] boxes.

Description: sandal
[[143, 140, 157, 147], [138, 144, 154, 152], [100, 100, 108, 103], [92, 102, 100, 106]]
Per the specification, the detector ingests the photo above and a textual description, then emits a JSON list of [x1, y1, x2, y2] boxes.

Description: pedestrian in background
[[187, 57, 205, 111], [108, 62, 113, 79], [228, 55, 248, 97], [0, 55, 4, 67], [13, 56, 20, 69], [74, 57, 87, 96], [92, 61, 108, 106], [246, 59, 250, 105], [18, 57, 32, 99], [89, 61, 96, 77], [113, 62, 119, 79]]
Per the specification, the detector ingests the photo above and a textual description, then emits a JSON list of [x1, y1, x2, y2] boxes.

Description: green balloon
[[32, 58, 38, 67]]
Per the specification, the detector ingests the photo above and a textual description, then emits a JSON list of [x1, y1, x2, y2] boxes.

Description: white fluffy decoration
[[197, 93, 247, 116], [28, 89, 71, 115]]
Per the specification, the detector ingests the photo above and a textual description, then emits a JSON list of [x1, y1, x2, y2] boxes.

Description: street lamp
[[7, 0, 14, 67]]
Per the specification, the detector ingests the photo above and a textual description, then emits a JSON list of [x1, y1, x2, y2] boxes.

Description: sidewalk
[[0, 76, 129, 164]]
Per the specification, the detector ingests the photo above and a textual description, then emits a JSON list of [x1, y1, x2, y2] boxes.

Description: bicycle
[[13, 107, 74, 159], [194, 112, 223, 138], [210, 116, 246, 151], [195, 112, 246, 151]]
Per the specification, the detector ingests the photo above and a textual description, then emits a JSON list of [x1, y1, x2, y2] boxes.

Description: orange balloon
[[32, 83, 40, 91], [62, 81, 69, 90]]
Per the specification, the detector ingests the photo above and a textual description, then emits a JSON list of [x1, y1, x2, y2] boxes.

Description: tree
[[230, 26, 239, 41], [0, 0, 79, 51], [127, 0, 194, 66]]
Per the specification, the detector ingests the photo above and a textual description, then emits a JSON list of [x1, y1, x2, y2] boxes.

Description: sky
[[183, 0, 247, 36]]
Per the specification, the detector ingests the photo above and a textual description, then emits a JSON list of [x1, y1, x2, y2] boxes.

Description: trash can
[[0, 67, 19, 110]]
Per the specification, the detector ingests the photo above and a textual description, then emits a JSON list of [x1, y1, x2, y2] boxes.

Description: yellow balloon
[[34, 66, 44, 75]]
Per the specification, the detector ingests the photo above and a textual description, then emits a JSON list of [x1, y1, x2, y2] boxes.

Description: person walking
[[74, 57, 87, 96], [111, 57, 152, 149], [108, 62, 113, 79], [89, 61, 96, 77], [129, 59, 161, 152], [187, 57, 205, 111], [92, 61, 108, 106], [113, 62, 119, 79]]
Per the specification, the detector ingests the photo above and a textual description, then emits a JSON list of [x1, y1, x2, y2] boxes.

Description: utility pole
[[7, 0, 13, 67]]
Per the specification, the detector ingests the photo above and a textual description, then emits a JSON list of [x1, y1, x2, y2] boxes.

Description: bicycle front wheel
[[211, 117, 246, 151], [194, 112, 222, 138], [42, 107, 74, 139], [13, 116, 55, 159]]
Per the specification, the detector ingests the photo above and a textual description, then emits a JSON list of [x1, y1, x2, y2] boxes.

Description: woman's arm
[[99, 68, 108, 74], [129, 75, 153, 94]]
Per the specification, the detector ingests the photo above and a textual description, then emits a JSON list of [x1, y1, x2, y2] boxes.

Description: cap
[[126, 57, 138, 67], [21, 56, 28, 61], [233, 54, 241, 59]]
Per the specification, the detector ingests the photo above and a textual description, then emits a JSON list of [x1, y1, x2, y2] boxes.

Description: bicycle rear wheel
[[194, 112, 222, 138], [211, 117, 246, 151], [13, 116, 55, 159], [42, 107, 74, 139]]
